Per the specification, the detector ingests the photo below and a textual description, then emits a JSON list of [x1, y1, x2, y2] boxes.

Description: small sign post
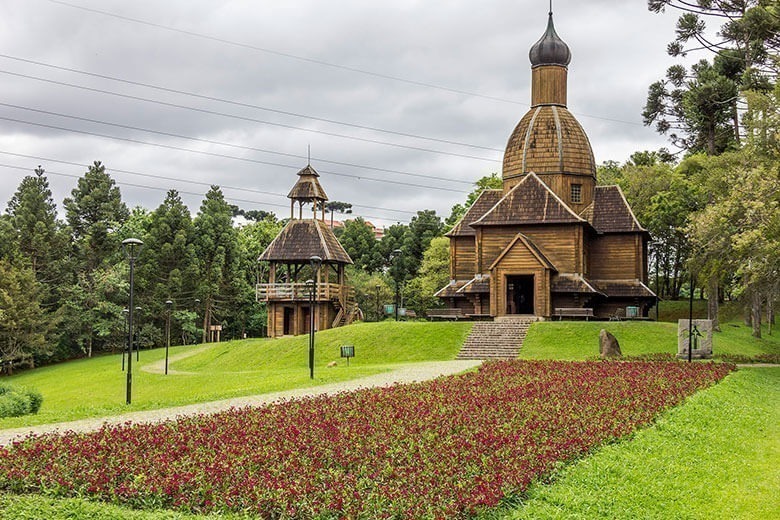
[[340, 345, 355, 367]]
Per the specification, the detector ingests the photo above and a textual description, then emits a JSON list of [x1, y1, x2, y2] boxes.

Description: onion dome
[[503, 104, 595, 180], [529, 12, 571, 67]]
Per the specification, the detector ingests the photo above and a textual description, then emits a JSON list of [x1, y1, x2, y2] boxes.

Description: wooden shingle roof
[[583, 186, 646, 233], [434, 279, 469, 298], [258, 219, 352, 264], [551, 273, 605, 295], [287, 165, 328, 202], [472, 172, 585, 227], [591, 279, 656, 298], [446, 190, 503, 237], [503, 105, 595, 181]]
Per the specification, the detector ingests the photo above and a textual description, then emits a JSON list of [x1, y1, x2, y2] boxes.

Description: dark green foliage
[[446, 172, 502, 229], [0, 383, 43, 418], [339, 217, 378, 272]]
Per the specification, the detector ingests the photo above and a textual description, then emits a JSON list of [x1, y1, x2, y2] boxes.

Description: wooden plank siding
[[480, 224, 585, 275], [451, 237, 477, 279], [589, 234, 644, 280], [531, 65, 567, 107], [488, 236, 553, 317]]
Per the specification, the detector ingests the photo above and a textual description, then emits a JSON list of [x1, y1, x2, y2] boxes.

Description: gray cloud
[[0, 0, 686, 227]]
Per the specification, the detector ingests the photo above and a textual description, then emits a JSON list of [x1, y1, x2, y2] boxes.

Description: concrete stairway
[[457, 316, 536, 359]]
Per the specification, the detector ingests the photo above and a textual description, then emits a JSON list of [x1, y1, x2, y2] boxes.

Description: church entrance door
[[506, 275, 534, 315]]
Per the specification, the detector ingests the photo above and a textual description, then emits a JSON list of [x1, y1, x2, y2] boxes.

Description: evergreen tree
[[6, 167, 68, 293], [138, 190, 197, 345], [193, 186, 243, 343], [61, 161, 129, 357], [0, 259, 51, 368]]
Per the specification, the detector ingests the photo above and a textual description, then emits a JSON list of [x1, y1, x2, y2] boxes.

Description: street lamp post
[[375, 284, 381, 322], [121, 238, 143, 405], [391, 249, 402, 321], [688, 272, 695, 363], [165, 300, 173, 375], [122, 308, 129, 371], [135, 306, 142, 361], [193, 299, 201, 344], [308, 255, 322, 380]]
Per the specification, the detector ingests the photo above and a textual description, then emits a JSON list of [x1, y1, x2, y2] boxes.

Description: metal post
[[135, 306, 142, 361], [375, 284, 381, 322], [395, 281, 400, 321], [308, 279, 315, 379], [122, 238, 143, 405], [165, 300, 173, 375], [688, 272, 695, 363], [122, 308, 128, 371], [655, 246, 660, 321]]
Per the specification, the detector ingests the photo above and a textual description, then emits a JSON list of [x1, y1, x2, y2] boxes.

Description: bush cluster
[[0, 383, 43, 418]]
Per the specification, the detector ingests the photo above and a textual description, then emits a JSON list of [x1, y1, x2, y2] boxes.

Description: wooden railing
[[256, 282, 354, 302]]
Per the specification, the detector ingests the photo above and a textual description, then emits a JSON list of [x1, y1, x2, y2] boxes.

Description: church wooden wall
[[535, 173, 595, 215], [479, 224, 584, 274], [589, 234, 645, 280], [450, 236, 476, 279]]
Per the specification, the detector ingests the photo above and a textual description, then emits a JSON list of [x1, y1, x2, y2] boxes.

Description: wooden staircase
[[456, 316, 536, 359], [332, 298, 359, 328]]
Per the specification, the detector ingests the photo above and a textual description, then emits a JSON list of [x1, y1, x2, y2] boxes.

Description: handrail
[[256, 282, 351, 301]]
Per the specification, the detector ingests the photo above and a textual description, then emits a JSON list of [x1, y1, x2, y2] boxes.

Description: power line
[[0, 162, 413, 223], [0, 115, 470, 194], [0, 70, 500, 163], [45, 0, 526, 106], [0, 102, 474, 186], [39, 2, 647, 128], [0, 150, 420, 216], [0, 53, 503, 153]]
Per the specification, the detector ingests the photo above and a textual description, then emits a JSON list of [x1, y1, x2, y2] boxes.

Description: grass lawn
[[497, 367, 780, 519], [0, 321, 471, 429], [520, 320, 780, 360]]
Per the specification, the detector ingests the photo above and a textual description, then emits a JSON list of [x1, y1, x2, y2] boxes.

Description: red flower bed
[[0, 360, 733, 518]]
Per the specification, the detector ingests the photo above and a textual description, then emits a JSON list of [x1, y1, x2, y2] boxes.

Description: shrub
[[0, 383, 43, 418]]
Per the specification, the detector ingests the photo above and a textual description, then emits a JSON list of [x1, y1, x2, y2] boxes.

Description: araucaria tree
[[62, 161, 130, 357], [193, 186, 243, 343]]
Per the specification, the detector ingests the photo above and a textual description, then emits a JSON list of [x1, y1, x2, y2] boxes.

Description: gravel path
[[0, 360, 482, 446]]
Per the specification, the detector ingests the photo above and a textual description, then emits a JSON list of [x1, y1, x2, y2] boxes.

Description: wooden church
[[438, 12, 655, 320], [257, 165, 358, 337]]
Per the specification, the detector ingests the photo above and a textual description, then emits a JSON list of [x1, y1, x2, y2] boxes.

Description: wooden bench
[[554, 307, 594, 321], [426, 308, 465, 321]]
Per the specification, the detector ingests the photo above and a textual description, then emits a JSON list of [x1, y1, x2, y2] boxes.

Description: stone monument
[[677, 319, 713, 359]]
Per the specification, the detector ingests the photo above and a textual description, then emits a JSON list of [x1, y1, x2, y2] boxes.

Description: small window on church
[[571, 184, 582, 203]]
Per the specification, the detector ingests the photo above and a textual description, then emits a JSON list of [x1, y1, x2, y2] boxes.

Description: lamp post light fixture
[[121, 237, 143, 405], [165, 300, 173, 375], [308, 256, 322, 380], [375, 284, 381, 322]]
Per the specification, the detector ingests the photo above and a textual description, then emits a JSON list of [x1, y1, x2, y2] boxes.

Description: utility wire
[[0, 162, 411, 223], [0, 70, 500, 163], [0, 53, 503, 153], [0, 115, 469, 194], [0, 150, 420, 216], [45, 0, 525, 106], [0, 102, 474, 186], [40, 1, 647, 128]]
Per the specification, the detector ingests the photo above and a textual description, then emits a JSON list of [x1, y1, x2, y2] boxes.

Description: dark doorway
[[506, 275, 534, 314], [302, 306, 312, 334], [283, 307, 294, 335]]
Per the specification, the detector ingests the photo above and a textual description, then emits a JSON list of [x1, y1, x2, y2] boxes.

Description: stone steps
[[457, 317, 536, 359]]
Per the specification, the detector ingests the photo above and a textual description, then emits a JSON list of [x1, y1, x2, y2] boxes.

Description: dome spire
[[529, 10, 571, 67]]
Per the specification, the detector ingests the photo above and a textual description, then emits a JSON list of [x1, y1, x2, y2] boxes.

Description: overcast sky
[[0, 0, 689, 228]]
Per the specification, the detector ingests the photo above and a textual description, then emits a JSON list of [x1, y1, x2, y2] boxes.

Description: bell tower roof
[[287, 164, 328, 203], [529, 12, 571, 67]]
